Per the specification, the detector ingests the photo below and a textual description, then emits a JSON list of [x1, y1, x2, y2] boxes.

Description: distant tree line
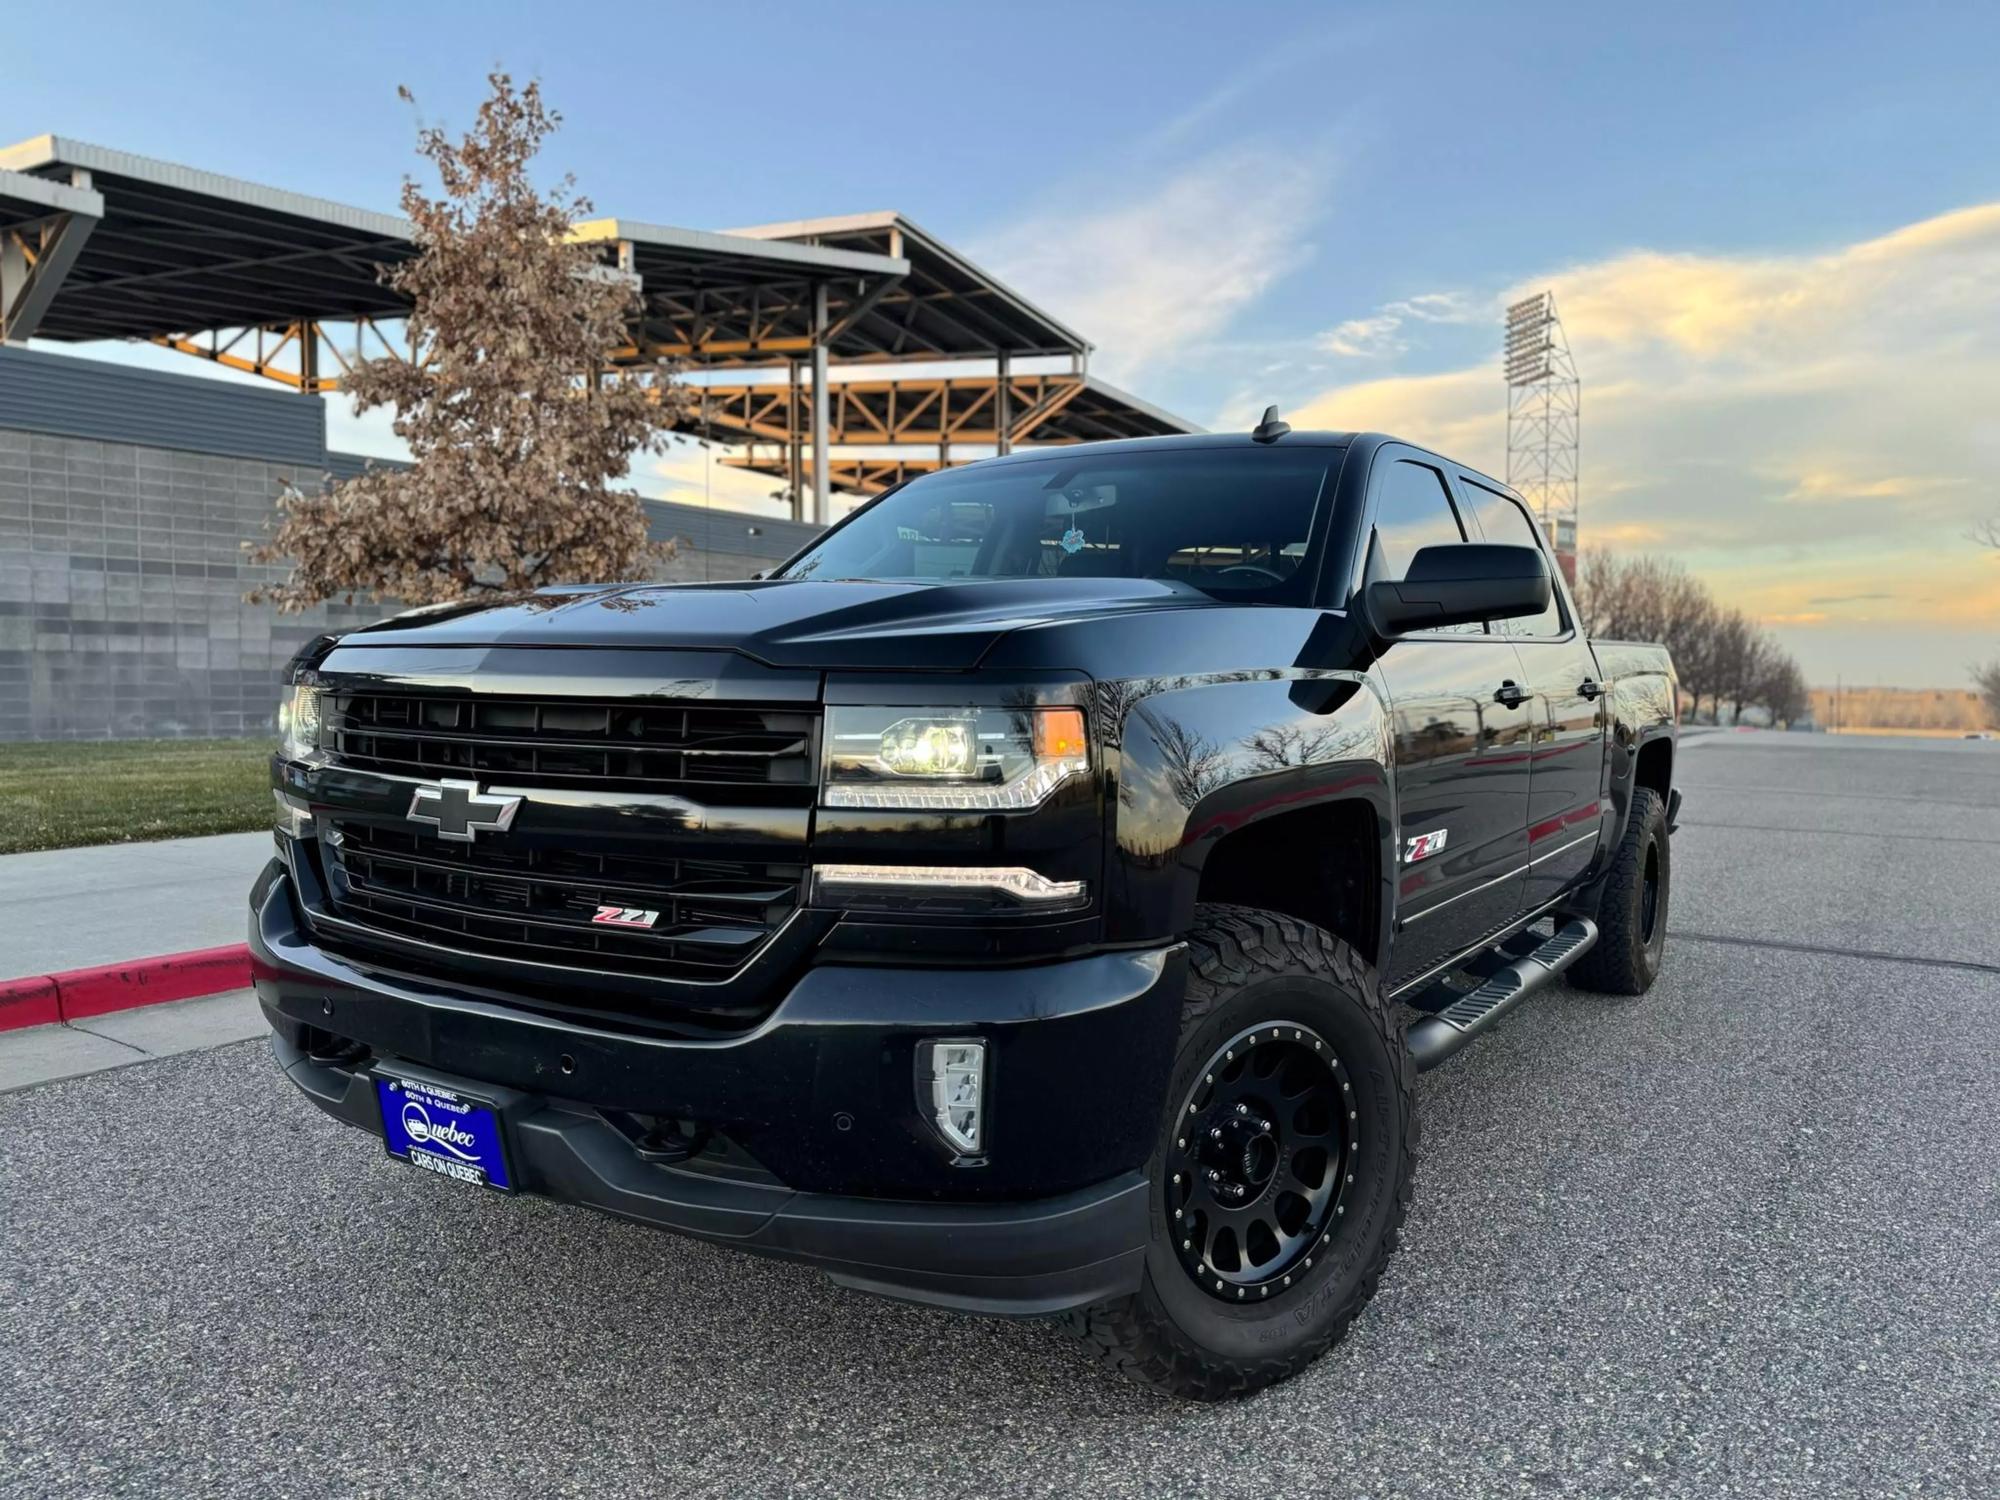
[[1572, 551, 1810, 727]]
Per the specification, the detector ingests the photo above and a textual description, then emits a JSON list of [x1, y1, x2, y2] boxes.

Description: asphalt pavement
[[2, 731, 1996, 1498]]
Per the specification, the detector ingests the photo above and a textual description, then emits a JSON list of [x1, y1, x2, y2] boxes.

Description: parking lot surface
[[3, 731, 1996, 1498]]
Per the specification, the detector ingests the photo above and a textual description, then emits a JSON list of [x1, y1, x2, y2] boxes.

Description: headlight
[[822, 706, 1088, 810], [279, 681, 322, 760]]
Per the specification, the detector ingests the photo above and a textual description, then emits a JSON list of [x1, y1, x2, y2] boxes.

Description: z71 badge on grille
[[1404, 828, 1448, 864], [591, 905, 661, 929]]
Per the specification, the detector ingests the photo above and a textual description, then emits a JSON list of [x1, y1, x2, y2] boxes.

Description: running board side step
[[1404, 917, 1599, 1072]]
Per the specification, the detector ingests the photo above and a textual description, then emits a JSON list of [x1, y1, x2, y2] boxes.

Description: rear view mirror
[[1363, 543, 1551, 635]]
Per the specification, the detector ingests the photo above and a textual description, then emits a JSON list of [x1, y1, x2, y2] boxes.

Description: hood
[[337, 577, 1218, 671]]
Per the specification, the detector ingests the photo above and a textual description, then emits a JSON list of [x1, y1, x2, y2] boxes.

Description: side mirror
[[1363, 543, 1551, 635]]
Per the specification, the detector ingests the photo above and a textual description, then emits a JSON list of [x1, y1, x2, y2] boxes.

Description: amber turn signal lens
[[1034, 708, 1087, 761]]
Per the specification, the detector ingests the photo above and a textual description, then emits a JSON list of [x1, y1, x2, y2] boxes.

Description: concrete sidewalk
[[0, 830, 272, 979], [0, 988, 266, 1091]]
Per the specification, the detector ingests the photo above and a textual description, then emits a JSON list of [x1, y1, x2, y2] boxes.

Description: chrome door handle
[[1578, 679, 1604, 700], [1495, 681, 1528, 709]]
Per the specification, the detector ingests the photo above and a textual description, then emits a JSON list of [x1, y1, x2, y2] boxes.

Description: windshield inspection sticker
[[1060, 527, 1087, 555]]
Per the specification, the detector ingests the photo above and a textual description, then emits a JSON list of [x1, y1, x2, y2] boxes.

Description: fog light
[[922, 1039, 987, 1158]]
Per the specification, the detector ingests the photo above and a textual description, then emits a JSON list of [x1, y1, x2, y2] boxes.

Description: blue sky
[[10, 1, 1999, 685]]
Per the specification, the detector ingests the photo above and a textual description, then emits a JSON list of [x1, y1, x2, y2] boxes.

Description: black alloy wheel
[[1167, 1022, 1354, 1302]]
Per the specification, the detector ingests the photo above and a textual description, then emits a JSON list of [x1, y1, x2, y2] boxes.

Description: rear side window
[[1456, 479, 1566, 637], [1367, 460, 1479, 634]]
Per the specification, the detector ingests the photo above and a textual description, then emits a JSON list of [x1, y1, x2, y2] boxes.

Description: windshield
[[777, 447, 1335, 603]]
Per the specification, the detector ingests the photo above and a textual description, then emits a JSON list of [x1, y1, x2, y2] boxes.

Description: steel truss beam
[[677, 373, 1107, 449], [722, 452, 951, 498], [151, 317, 415, 392], [0, 168, 102, 344]]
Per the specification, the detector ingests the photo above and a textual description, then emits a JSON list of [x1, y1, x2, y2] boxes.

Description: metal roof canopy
[[682, 371, 1195, 449], [0, 137, 415, 345], [727, 212, 1089, 364], [568, 218, 907, 366], [0, 164, 103, 343], [0, 139, 907, 377]]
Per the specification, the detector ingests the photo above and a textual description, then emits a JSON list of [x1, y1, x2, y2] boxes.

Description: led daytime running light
[[811, 863, 1087, 906]]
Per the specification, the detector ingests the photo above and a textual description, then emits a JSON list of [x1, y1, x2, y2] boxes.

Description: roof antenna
[[1251, 404, 1291, 443]]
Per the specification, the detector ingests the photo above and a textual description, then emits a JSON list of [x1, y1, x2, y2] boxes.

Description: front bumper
[[250, 863, 1183, 1315]]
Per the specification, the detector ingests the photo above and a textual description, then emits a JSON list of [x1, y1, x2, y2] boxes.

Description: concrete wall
[[0, 348, 820, 743], [0, 426, 387, 741], [647, 500, 822, 583]]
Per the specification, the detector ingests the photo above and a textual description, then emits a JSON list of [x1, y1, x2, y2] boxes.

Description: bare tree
[[249, 74, 681, 610], [1975, 661, 2000, 728], [1974, 516, 2000, 550], [1756, 652, 1809, 728], [1707, 610, 1760, 724]]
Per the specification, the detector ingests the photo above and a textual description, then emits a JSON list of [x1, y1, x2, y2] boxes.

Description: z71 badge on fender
[[1404, 828, 1449, 863]]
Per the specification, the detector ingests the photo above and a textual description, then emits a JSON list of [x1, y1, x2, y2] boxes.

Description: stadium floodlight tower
[[1503, 290, 1581, 582]]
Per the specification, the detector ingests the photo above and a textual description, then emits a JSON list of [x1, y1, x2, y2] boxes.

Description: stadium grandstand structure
[[0, 137, 1197, 522]]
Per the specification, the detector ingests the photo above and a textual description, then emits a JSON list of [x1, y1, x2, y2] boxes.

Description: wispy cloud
[[978, 146, 1331, 382], [1321, 314, 1407, 358], [1319, 290, 1480, 357]]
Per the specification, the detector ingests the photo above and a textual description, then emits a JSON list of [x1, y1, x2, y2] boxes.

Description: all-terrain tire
[[1058, 904, 1417, 1401], [1570, 786, 1671, 995]]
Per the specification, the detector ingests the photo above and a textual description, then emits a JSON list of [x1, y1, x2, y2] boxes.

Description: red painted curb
[[0, 975, 61, 1030], [0, 943, 252, 1032]]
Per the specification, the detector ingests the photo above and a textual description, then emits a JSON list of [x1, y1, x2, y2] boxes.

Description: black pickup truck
[[253, 423, 1678, 1399]]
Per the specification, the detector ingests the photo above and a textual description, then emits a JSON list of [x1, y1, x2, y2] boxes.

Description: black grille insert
[[321, 820, 804, 981], [322, 691, 816, 795]]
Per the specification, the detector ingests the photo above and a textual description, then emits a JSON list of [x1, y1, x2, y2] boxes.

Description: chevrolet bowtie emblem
[[406, 779, 523, 842]]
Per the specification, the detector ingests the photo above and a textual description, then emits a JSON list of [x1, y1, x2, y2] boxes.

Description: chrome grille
[[322, 691, 815, 794], [321, 820, 803, 981]]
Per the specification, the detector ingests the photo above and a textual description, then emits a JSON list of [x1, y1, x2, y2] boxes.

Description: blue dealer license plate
[[376, 1075, 513, 1191]]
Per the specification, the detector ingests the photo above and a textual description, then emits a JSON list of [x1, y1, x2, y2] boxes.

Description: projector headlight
[[823, 705, 1087, 810], [279, 681, 322, 761]]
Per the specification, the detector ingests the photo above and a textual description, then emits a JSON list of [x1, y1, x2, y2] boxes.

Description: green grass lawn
[[0, 738, 276, 855]]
